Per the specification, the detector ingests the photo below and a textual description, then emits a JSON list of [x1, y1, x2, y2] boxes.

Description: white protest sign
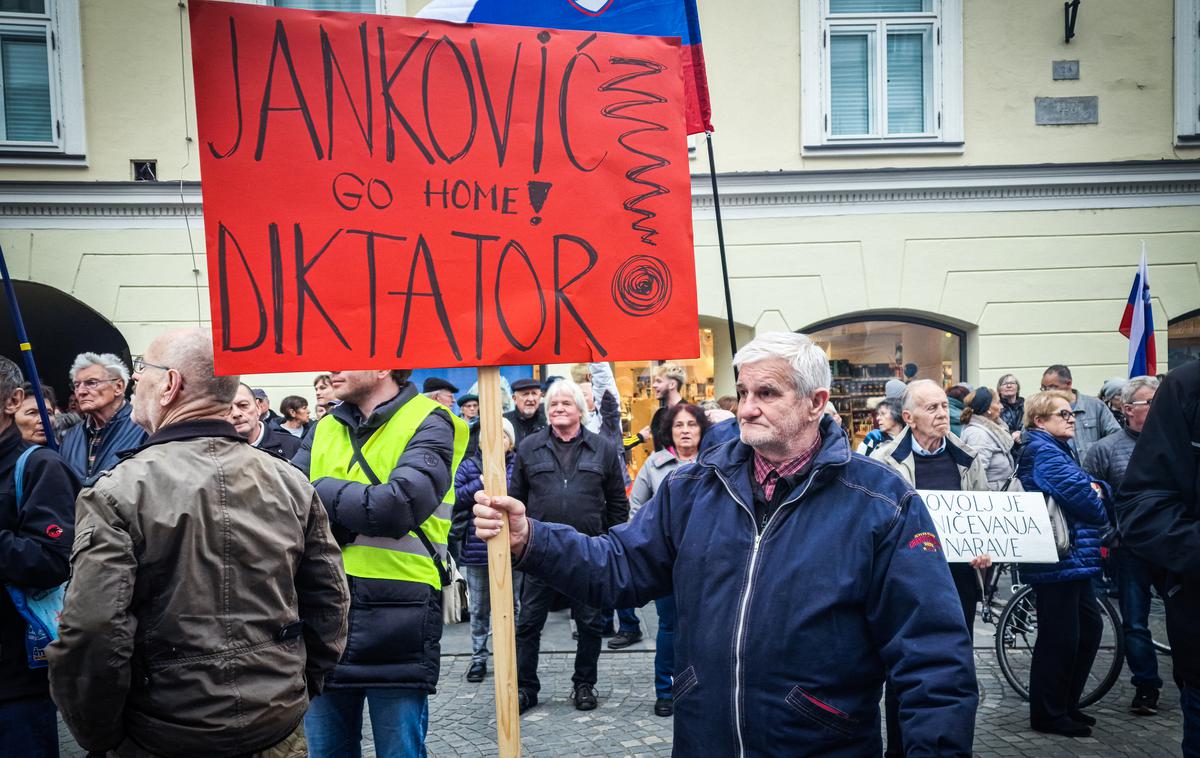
[[917, 490, 1059, 563]]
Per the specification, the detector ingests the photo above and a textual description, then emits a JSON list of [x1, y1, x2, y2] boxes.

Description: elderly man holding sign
[[475, 333, 977, 756], [870, 379, 992, 757]]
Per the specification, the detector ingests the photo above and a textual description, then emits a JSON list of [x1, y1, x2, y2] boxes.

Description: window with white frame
[[801, 0, 962, 152], [0, 0, 84, 160], [1176, 0, 1200, 142]]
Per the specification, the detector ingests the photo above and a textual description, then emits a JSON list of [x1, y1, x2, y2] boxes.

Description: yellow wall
[[692, 205, 1199, 393], [2, 0, 1198, 403], [4, 0, 1196, 183]]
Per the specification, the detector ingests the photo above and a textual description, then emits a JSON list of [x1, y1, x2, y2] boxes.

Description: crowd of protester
[[0, 331, 1197, 757]]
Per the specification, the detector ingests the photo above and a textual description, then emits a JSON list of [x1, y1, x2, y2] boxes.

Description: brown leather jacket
[[47, 419, 349, 756]]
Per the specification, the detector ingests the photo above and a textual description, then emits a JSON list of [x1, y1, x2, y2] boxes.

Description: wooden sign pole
[[477, 367, 521, 757]]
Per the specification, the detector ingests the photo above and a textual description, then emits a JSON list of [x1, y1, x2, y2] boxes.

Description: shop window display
[[573, 329, 716, 477], [809, 320, 962, 448]]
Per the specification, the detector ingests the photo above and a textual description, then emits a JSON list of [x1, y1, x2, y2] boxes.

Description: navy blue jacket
[[1, 425, 81, 703], [515, 417, 977, 757], [1017, 429, 1110, 583], [60, 402, 147, 484], [698, 416, 740, 453], [450, 452, 513, 566]]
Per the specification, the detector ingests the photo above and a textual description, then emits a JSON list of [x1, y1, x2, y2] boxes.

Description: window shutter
[[885, 29, 927, 134], [1, 31, 54, 142], [830, 32, 872, 135]]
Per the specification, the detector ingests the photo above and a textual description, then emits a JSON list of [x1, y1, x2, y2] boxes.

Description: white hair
[[901, 379, 944, 412], [70, 352, 130, 384], [543, 378, 587, 415], [732, 332, 831, 397], [1121, 375, 1160, 405]]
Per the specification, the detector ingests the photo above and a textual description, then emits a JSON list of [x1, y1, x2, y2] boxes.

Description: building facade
[[0, 0, 1197, 426]]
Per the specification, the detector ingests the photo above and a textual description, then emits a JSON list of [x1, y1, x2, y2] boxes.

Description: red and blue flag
[[417, 0, 713, 135], [1118, 246, 1157, 378]]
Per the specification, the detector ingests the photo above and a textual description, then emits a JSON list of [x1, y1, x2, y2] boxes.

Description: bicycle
[[986, 564, 1126, 707]]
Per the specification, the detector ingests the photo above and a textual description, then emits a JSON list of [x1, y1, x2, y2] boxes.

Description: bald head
[[132, 328, 240, 433], [901, 379, 950, 448]]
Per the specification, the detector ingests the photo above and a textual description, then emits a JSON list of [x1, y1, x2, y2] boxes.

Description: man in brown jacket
[[47, 328, 350, 757]]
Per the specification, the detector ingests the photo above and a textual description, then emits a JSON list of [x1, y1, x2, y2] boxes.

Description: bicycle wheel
[[1150, 589, 1171, 654], [995, 585, 1125, 707]]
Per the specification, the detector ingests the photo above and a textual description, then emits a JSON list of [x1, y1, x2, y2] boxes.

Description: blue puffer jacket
[[516, 416, 977, 757], [1017, 429, 1110, 584], [450, 452, 513, 566]]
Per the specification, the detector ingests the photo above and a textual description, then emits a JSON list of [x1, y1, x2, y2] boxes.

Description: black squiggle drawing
[[612, 255, 672, 317], [598, 57, 671, 246]]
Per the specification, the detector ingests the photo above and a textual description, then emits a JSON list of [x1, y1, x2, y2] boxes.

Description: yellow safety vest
[[308, 393, 468, 589]]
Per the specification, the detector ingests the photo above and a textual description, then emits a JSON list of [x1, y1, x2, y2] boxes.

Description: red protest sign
[[188, 0, 698, 375]]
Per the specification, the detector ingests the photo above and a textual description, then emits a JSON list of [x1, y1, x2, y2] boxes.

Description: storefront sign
[[917, 490, 1059, 564], [188, 0, 698, 374]]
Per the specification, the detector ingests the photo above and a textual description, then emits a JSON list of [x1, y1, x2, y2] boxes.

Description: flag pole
[[0, 244, 58, 451], [704, 132, 738, 363]]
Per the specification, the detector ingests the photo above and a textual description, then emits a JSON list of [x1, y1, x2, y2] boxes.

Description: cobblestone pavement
[[60, 630, 1184, 757]]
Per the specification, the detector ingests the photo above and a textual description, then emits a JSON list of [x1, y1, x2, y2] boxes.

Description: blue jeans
[[305, 688, 428, 758], [654, 594, 677, 699], [461, 564, 491, 664], [605, 607, 640, 634], [0, 696, 58, 758], [1114, 547, 1164, 688]]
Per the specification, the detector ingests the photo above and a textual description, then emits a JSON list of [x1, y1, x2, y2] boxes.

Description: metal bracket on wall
[[1064, 0, 1081, 43]]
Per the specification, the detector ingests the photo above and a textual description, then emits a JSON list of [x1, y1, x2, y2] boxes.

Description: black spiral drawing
[[612, 255, 672, 317]]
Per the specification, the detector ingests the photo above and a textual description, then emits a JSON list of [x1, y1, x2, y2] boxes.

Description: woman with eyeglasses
[[1017, 390, 1112, 738], [629, 402, 709, 719], [996, 374, 1025, 442]]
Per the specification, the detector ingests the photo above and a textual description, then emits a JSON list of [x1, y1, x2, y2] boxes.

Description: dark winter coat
[[1117, 359, 1200, 581], [293, 383, 457, 692], [450, 452, 513, 566], [1017, 429, 1110, 583], [0, 425, 80, 704], [510, 427, 628, 537], [514, 417, 977, 756], [999, 396, 1025, 435], [504, 407, 547, 446], [255, 420, 301, 460], [59, 401, 147, 483]]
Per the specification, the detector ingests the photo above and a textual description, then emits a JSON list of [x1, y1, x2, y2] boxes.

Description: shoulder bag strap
[[14, 445, 41, 507], [345, 431, 451, 587]]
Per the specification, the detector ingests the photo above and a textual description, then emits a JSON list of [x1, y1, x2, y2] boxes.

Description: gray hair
[[0, 356, 24, 404], [157, 328, 239, 405], [69, 352, 130, 385], [543, 378, 587, 415], [1121, 375, 1160, 405], [902, 379, 945, 412], [732, 332, 831, 397]]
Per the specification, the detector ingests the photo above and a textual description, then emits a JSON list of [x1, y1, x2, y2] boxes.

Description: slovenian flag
[[416, 0, 713, 135], [1118, 244, 1157, 378]]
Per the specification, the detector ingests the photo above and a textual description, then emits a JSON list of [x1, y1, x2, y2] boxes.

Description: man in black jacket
[[511, 379, 629, 715], [229, 383, 301, 460], [0, 356, 80, 756], [1118, 359, 1200, 758], [504, 377, 547, 445]]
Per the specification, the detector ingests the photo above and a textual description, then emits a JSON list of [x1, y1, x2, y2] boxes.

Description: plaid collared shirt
[[752, 432, 822, 501]]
